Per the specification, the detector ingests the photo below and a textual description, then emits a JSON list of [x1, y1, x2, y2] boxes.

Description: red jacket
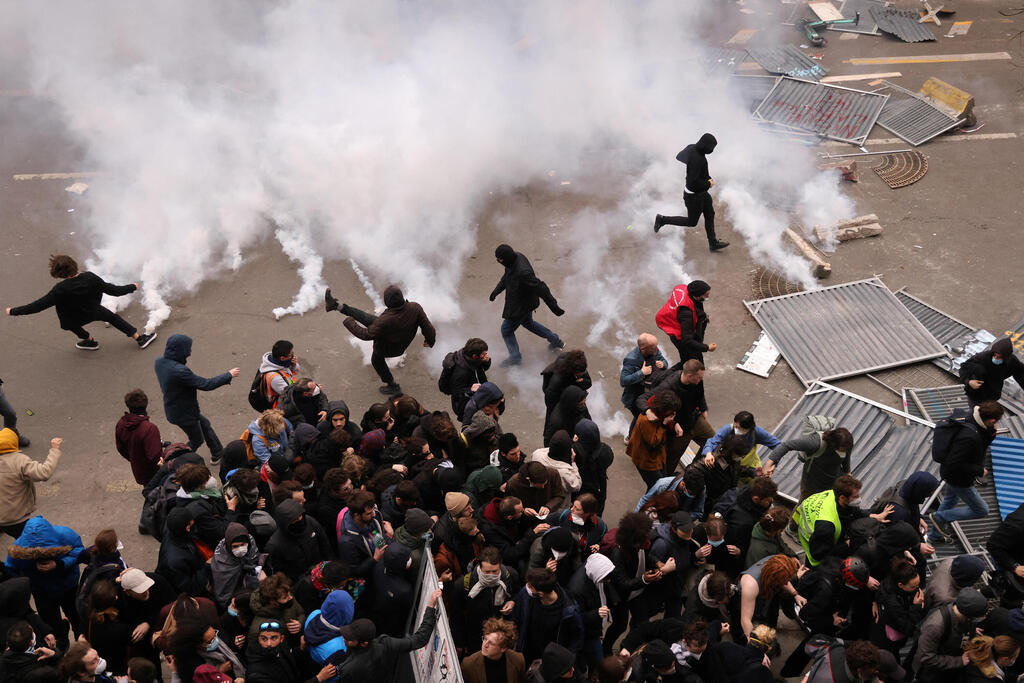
[[655, 285, 697, 340], [115, 413, 163, 485]]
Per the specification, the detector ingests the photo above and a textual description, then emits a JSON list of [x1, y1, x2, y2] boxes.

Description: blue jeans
[[174, 414, 223, 458], [929, 484, 988, 540], [500, 312, 559, 362]]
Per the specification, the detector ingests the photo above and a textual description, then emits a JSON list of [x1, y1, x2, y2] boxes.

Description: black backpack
[[248, 370, 273, 412], [870, 482, 909, 516], [139, 471, 180, 540], [437, 352, 457, 395], [931, 409, 976, 464]]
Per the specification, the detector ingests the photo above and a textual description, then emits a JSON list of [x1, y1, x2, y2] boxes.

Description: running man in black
[[654, 133, 730, 252], [6, 254, 156, 351]]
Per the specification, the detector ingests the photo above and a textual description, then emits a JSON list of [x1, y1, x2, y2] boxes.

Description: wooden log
[[784, 228, 832, 279], [817, 222, 884, 243]]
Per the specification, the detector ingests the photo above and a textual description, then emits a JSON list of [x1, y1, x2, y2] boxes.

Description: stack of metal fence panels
[[752, 77, 888, 145], [876, 81, 962, 146]]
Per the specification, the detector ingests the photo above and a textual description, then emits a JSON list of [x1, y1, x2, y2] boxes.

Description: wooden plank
[[784, 228, 831, 278], [821, 71, 902, 83], [727, 29, 759, 45], [846, 52, 1011, 65], [808, 2, 844, 21]]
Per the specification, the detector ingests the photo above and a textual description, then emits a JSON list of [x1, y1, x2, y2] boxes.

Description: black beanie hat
[[687, 280, 710, 297], [643, 639, 675, 668], [494, 244, 515, 263]]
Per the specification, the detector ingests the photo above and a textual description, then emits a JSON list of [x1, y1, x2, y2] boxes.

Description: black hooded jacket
[[9, 272, 136, 330], [370, 544, 414, 636], [489, 251, 561, 322], [676, 133, 717, 194], [543, 386, 591, 446], [960, 337, 1024, 404], [342, 286, 436, 358], [0, 578, 52, 648], [449, 349, 490, 418], [265, 500, 332, 581], [155, 507, 212, 596]]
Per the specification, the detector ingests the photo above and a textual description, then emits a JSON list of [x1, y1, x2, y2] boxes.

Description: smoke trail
[[3, 0, 857, 350]]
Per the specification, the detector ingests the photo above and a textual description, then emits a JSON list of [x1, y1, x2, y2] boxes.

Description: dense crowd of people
[[2, 252, 1024, 683]]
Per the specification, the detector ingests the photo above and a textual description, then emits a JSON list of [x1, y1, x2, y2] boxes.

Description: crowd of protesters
[[2, 251, 1024, 683]]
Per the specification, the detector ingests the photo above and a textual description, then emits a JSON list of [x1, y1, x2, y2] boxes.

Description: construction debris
[[750, 266, 805, 299], [920, 77, 976, 126], [876, 80, 962, 145], [817, 158, 859, 182], [871, 7, 936, 42], [737, 331, 782, 378], [814, 214, 883, 244], [752, 77, 888, 145], [784, 228, 832, 278], [872, 151, 929, 188], [746, 46, 828, 81]]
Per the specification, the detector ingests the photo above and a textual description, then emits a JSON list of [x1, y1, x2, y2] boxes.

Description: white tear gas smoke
[[5, 2, 856, 433]]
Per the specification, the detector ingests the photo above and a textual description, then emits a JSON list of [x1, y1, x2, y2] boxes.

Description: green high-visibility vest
[[793, 489, 842, 566]]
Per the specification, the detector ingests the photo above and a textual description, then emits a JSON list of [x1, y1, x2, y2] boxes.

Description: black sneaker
[[379, 383, 401, 396], [136, 332, 157, 349], [76, 339, 100, 351], [211, 450, 222, 464], [653, 214, 665, 233], [549, 339, 565, 351], [324, 288, 339, 313], [928, 512, 953, 540], [499, 357, 522, 368], [710, 240, 730, 252]]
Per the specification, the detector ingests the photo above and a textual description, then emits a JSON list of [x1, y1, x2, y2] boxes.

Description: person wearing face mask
[[528, 527, 580, 589], [929, 401, 1003, 544], [217, 590, 253, 658], [171, 462, 239, 550], [59, 642, 115, 683], [557, 494, 608, 555], [634, 465, 707, 522], [796, 556, 870, 640], [870, 559, 925, 658], [602, 513, 663, 656], [654, 280, 718, 370], [247, 573, 305, 645], [265, 499, 332, 582], [302, 590, 354, 673], [695, 436, 756, 516], [914, 587, 990, 683], [648, 512, 699, 619], [701, 411, 781, 475], [0, 620, 61, 683], [764, 418, 854, 501], [450, 546, 521, 653], [210, 523, 259, 610], [371, 544, 416, 637], [793, 474, 893, 568], [960, 336, 1024, 407]]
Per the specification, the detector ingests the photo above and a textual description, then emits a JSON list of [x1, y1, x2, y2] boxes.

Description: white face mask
[[552, 549, 568, 560], [570, 514, 585, 526], [848, 497, 862, 508], [733, 428, 749, 436], [116, 540, 124, 551], [95, 657, 108, 675], [231, 545, 249, 558], [478, 571, 501, 587]]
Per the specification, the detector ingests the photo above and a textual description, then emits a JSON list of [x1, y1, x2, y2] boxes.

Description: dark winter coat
[[479, 497, 537, 567], [642, 371, 707, 431], [370, 543, 414, 636], [0, 650, 61, 683], [0, 577, 53, 648], [566, 564, 620, 640], [541, 359, 592, 420], [988, 500, 1024, 571], [914, 604, 972, 682], [543, 386, 591, 446], [114, 413, 163, 486], [9, 272, 136, 330], [309, 491, 346, 554], [244, 643, 314, 683], [334, 607, 438, 681], [460, 382, 504, 426], [342, 286, 436, 358], [155, 508, 212, 596], [722, 488, 768, 559], [649, 523, 700, 595], [573, 420, 613, 513], [960, 337, 1024, 404], [676, 133, 717, 194], [265, 500, 332, 582], [450, 561, 521, 649], [675, 296, 709, 363], [870, 574, 924, 648], [510, 585, 583, 664], [886, 471, 939, 530], [336, 506, 387, 579], [276, 384, 329, 426], [489, 251, 561, 322], [154, 335, 233, 425], [449, 350, 490, 419], [619, 345, 670, 412], [939, 409, 996, 487], [316, 401, 363, 445], [506, 464, 567, 514]]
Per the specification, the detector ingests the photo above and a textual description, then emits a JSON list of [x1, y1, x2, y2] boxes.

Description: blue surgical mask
[[227, 607, 239, 618], [993, 358, 1004, 366], [682, 490, 695, 498], [205, 636, 220, 652], [708, 539, 725, 548]]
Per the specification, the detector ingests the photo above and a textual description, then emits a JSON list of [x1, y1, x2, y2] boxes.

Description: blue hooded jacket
[[304, 590, 353, 670], [461, 382, 504, 425], [4, 516, 84, 596], [154, 334, 233, 424]]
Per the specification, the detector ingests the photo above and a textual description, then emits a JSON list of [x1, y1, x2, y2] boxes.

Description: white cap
[[120, 568, 154, 594]]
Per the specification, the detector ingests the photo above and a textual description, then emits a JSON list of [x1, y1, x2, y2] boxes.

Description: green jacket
[[744, 522, 791, 568]]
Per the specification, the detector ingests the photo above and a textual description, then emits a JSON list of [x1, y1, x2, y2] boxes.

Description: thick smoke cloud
[[4, 1, 854, 433]]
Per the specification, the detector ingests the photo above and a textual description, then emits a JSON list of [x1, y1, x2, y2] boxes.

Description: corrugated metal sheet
[[1004, 416, 1024, 440], [876, 80, 962, 146], [903, 385, 969, 422], [746, 46, 828, 82], [700, 48, 745, 75], [752, 77, 888, 145], [730, 75, 782, 113], [992, 437, 1024, 519], [829, 0, 884, 35], [895, 291, 974, 349], [871, 7, 937, 43], [768, 382, 938, 505], [744, 278, 947, 386]]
